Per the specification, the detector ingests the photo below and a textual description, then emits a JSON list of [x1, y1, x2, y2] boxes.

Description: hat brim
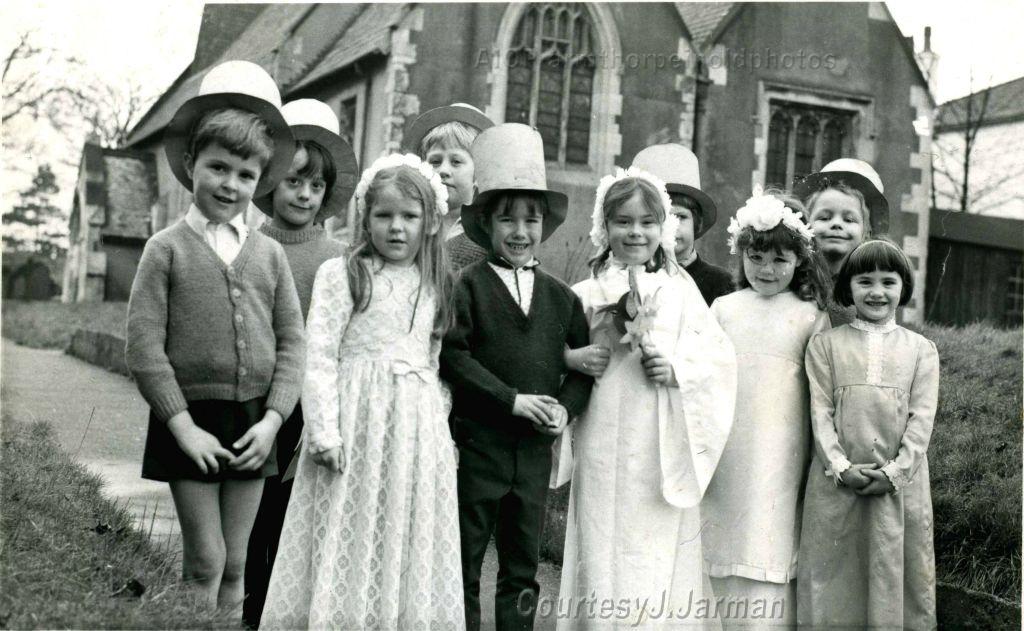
[[164, 93, 295, 198], [460, 188, 569, 250], [252, 124, 359, 221], [792, 171, 889, 231], [403, 106, 495, 155], [666, 183, 718, 238]]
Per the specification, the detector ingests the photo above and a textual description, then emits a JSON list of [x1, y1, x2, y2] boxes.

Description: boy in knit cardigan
[[125, 61, 304, 616], [440, 124, 593, 631], [242, 99, 356, 629]]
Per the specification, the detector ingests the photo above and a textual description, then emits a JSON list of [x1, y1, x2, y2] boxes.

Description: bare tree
[[931, 75, 1024, 214], [2, 31, 90, 130], [84, 80, 155, 149]]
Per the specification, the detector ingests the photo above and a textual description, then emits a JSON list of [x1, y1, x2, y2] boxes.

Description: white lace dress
[[261, 257, 464, 631]]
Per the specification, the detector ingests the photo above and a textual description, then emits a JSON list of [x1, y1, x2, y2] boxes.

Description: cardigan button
[[239, 367, 248, 376], [235, 314, 243, 323], [237, 340, 246, 349], [232, 288, 242, 298]]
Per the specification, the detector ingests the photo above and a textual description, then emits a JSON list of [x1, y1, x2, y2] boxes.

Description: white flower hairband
[[354, 153, 449, 217], [726, 185, 815, 254], [590, 166, 679, 254]]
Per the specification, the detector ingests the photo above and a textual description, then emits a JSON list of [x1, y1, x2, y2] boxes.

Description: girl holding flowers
[[701, 187, 832, 629], [553, 167, 737, 629], [260, 154, 463, 630]]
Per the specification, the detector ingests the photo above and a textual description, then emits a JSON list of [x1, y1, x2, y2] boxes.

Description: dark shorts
[[141, 397, 278, 482]]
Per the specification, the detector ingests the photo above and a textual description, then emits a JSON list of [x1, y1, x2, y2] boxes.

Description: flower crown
[[590, 166, 679, 254], [725, 185, 815, 254], [354, 153, 449, 218]]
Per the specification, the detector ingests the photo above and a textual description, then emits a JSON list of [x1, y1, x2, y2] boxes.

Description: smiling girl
[[797, 239, 939, 630], [554, 167, 737, 630], [701, 187, 831, 629], [260, 154, 462, 629]]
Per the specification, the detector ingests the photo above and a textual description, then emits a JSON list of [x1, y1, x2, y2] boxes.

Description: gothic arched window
[[767, 101, 854, 189], [504, 3, 595, 166]]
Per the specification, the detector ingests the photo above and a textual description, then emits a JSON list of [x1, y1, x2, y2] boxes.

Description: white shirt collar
[[850, 317, 899, 334], [185, 204, 248, 238]]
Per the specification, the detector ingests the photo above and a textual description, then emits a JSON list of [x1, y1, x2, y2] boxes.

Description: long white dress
[[261, 257, 464, 630], [702, 289, 829, 629], [553, 261, 737, 629]]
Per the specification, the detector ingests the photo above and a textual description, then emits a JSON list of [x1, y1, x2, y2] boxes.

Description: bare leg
[[218, 478, 266, 613], [170, 480, 225, 608]]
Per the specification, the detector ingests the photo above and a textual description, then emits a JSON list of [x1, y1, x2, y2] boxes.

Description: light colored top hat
[[631, 143, 718, 239], [461, 124, 568, 249], [403, 103, 495, 155], [253, 99, 359, 222], [792, 158, 888, 224], [164, 60, 294, 197]]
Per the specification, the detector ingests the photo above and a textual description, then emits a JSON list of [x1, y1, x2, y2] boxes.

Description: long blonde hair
[[345, 165, 455, 337]]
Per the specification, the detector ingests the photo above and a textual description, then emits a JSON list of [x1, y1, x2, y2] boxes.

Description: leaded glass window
[[505, 3, 595, 166], [766, 102, 855, 189]]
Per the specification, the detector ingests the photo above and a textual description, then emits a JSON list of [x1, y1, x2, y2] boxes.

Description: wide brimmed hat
[[164, 60, 294, 197], [403, 103, 495, 155], [461, 123, 568, 249], [253, 99, 359, 221], [631, 143, 718, 238], [792, 158, 889, 226]]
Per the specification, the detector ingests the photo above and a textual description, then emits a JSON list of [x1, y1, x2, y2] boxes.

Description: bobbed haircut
[[834, 238, 914, 307], [188, 107, 274, 169], [668, 192, 702, 235], [805, 183, 871, 238], [589, 176, 675, 276], [295, 139, 337, 209], [419, 121, 481, 156]]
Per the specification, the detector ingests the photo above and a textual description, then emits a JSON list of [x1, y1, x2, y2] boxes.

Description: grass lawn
[[920, 322, 1021, 601], [542, 322, 1022, 603], [2, 300, 127, 350], [0, 420, 238, 629]]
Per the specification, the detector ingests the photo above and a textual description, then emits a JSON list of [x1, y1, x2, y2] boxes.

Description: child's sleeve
[[805, 332, 851, 481], [125, 239, 188, 422], [265, 247, 305, 419], [302, 258, 352, 453], [555, 293, 594, 418], [880, 339, 940, 492], [439, 278, 518, 416]]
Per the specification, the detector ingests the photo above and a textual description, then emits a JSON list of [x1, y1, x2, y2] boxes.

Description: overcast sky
[[2, 0, 1022, 216]]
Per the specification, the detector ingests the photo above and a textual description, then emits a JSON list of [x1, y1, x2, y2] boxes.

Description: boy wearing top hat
[[126, 60, 304, 615], [404, 102, 495, 271], [242, 99, 357, 628], [439, 123, 594, 631], [633, 143, 733, 306]]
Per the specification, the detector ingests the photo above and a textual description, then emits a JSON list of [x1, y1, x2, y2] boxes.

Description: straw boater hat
[[461, 123, 568, 249], [164, 60, 294, 197], [630, 143, 718, 239], [403, 103, 495, 154], [253, 99, 359, 222], [792, 158, 889, 227]]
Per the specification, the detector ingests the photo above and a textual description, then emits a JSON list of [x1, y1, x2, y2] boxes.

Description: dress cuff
[[880, 461, 906, 493], [307, 429, 342, 454], [826, 457, 852, 486]]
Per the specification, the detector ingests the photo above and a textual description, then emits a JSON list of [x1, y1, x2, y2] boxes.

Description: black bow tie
[[488, 254, 539, 270]]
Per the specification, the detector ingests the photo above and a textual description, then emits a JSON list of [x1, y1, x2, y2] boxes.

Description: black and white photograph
[[1, 1, 1021, 629]]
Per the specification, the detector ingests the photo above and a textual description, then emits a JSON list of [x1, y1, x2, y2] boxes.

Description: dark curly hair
[[732, 190, 833, 310]]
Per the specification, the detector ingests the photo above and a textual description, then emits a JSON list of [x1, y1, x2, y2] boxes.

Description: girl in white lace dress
[[261, 155, 463, 630]]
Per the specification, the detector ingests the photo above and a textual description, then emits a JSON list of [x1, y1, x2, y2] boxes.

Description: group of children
[[125, 60, 940, 630]]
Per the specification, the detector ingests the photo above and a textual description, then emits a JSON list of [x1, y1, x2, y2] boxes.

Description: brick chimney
[[192, 4, 266, 73]]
